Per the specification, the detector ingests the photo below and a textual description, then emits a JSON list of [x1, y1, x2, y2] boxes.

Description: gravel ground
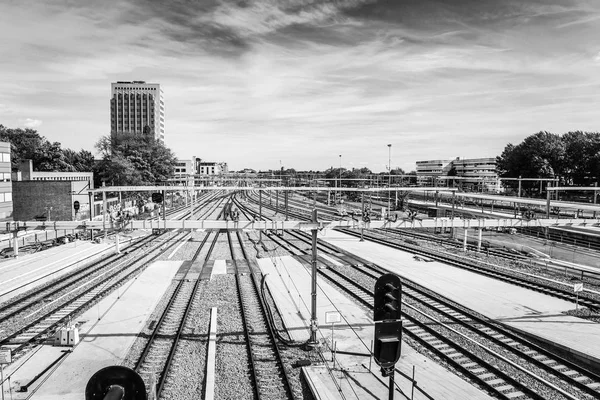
[[211, 274, 254, 400], [160, 280, 211, 400]]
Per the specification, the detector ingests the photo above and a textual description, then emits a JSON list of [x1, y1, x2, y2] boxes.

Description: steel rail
[[339, 228, 600, 311], [0, 232, 187, 355]]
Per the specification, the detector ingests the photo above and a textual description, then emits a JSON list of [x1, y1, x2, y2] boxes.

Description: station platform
[[0, 240, 121, 304], [257, 256, 494, 399], [319, 229, 600, 370], [1, 260, 183, 400]]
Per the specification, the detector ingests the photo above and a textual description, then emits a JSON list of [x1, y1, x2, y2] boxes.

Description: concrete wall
[[13, 181, 72, 221]]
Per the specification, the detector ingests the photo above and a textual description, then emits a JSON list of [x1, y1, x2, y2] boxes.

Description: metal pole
[[389, 369, 395, 400], [463, 229, 468, 252], [1, 365, 4, 400], [546, 186, 551, 218], [88, 192, 94, 221], [388, 144, 391, 216], [411, 366, 415, 400], [518, 175, 522, 197], [309, 209, 319, 345], [162, 190, 166, 227], [369, 340, 373, 371], [189, 188, 194, 219], [13, 230, 18, 258], [339, 154, 342, 207], [102, 191, 107, 240], [285, 191, 289, 221], [259, 185, 263, 243], [477, 229, 482, 252]]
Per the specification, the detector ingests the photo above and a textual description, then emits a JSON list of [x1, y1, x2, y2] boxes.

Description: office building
[[415, 159, 453, 185], [415, 157, 500, 192], [110, 81, 165, 143]]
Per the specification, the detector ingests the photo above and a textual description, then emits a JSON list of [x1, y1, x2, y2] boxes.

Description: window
[[1, 153, 9, 163]]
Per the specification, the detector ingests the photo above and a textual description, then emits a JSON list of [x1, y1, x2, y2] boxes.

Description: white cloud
[[19, 118, 43, 128]]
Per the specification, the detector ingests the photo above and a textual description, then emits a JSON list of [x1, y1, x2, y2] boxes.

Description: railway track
[[0, 232, 188, 356], [133, 231, 217, 398], [228, 230, 294, 400], [267, 228, 600, 400], [0, 235, 154, 325], [338, 228, 600, 311], [241, 191, 600, 308]]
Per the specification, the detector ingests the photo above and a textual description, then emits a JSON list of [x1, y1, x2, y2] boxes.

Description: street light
[[387, 144, 392, 216]]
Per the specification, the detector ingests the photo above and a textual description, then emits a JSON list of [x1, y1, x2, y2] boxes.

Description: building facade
[[0, 142, 13, 221], [415, 159, 453, 185], [110, 81, 165, 143], [415, 157, 500, 192], [171, 158, 196, 186], [12, 160, 94, 221], [196, 160, 228, 175]]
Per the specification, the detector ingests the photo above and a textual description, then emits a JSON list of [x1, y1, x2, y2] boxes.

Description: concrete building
[[415, 159, 453, 185], [415, 157, 500, 192], [12, 160, 94, 221], [0, 142, 13, 221], [452, 157, 500, 191], [171, 158, 196, 186], [196, 160, 228, 175], [110, 81, 165, 143]]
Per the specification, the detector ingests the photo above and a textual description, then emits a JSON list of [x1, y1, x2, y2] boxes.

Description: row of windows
[[0, 192, 12, 203], [114, 87, 158, 91], [0, 153, 10, 163], [32, 176, 90, 181], [0, 173, 11, 182]]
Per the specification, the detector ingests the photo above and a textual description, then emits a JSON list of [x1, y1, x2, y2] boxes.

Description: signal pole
[[309, 209, 319, 346]]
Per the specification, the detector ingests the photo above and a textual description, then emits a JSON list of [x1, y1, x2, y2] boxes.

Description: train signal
[[151, 192, 163, 204], [85, 365, 147, 400], [374, 273, 401, 321], [373, 273, 402, 384], [73, 201, 80, 211]]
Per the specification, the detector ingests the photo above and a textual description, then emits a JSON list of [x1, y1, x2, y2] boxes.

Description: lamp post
[[387, 144, 392, 216]]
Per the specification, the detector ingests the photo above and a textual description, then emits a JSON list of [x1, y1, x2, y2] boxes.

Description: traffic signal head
[[151, 192, 164, 204], [373, 273, 403, 372], [374, 273, 401, 322], [73, 201, 80, 211]]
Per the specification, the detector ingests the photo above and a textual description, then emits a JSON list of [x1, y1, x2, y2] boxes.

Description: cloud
[[19, 118, 42, 128], [0, 0, 599, 172]]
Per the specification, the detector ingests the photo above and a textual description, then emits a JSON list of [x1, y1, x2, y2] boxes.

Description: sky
[[1, 0, 599, 172]]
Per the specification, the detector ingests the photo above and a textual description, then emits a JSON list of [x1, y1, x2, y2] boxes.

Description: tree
[[0, 124, 94, 172], [496, 131, 565, 179], [562, 131, 600, 184], [95, 133, 177, 186]]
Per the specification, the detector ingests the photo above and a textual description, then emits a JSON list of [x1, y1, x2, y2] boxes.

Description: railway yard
[[1, 189, 600, 400]]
